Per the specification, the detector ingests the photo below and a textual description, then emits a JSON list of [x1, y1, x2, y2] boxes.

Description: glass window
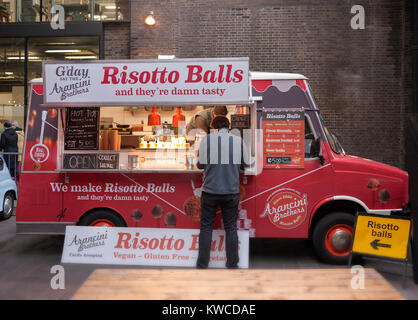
[[92, 0, 129, 21], [26, 36, 99, 111], [27, 36, 99, 83], [49, 0, 89, 22], [0, 0, 129, 22], [19, 0, 41, 22], [319, 114, 344, 155], [0, 0, 14, 22], [0, 38, 25, 126], [304, 116, 316, 158], [0, 0, 42, 22]]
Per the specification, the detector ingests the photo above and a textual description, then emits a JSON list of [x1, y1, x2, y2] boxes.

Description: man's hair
[[211, 116, 230, 130], [213, 105, 228, 116]]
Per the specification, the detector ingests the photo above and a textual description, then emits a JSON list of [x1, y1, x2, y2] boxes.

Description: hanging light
[[145, 11, 156, 26]]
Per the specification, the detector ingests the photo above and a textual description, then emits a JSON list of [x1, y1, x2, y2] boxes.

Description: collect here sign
[[43, 58, 250, 106], [61, 226, 249, 268]]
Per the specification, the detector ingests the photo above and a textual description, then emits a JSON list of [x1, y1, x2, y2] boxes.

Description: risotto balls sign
[[61, 226, 249, 268], [43, 58, 250, 106]]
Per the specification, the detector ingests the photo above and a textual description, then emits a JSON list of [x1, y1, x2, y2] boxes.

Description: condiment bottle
[[148, 106, 161, 126], [172, 106, 185, 127]]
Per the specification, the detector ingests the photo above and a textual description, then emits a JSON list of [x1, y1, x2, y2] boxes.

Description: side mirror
[[312, 137, 325, 165]]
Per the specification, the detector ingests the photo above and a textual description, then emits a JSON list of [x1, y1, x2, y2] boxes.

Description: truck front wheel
[[312, 212, 354, 264], [78, 210, 126, 227]]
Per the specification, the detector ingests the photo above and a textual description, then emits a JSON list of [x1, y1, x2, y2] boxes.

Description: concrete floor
[[1, 215, 417, 300]]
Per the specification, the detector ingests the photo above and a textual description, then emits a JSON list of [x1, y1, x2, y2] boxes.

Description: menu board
[[65, 107, 100, 150], [231, 114, 250, 137], [262, 110, 304, 169], [63, 153, 119, 170]]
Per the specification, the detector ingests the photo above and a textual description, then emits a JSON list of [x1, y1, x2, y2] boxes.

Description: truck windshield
[[319, 115, 343, 154]]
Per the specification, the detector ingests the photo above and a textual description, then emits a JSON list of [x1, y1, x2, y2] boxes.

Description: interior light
[[65, 56, 97, 59], [45, 49, 81, 53], [7, 56, 40, 60], [47, 42, 76, 45]]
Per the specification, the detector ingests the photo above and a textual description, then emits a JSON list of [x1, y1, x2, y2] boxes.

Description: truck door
[[254, 109, 335, 238]]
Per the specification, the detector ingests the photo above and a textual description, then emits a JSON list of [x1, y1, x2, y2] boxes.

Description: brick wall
[[104, 22, 130, 59], [113, 0, 412, 168]]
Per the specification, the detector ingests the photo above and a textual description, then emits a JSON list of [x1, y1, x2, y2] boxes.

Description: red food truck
[[16, 58, 409, 264]]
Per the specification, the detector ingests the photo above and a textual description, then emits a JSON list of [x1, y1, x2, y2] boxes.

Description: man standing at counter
[[186, 106, 228, 134], [196, 115, 248, 269]]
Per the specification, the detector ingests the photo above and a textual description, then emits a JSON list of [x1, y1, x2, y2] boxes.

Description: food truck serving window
[[58, 105, 255, 172]]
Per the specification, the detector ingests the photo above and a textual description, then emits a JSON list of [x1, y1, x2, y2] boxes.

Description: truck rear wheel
[[78, 210, 126, 227], [312, 212, 354, 264]]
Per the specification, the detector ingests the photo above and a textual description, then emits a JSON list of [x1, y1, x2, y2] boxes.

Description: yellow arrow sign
[[352, 214, 411, 260]]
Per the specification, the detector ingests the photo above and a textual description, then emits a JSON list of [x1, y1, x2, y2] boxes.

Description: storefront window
[[0, 38, 25, 126], [0, 0, 129, 22], [27, 36, 99, 83], [0, 36, 99, 126], [48, 0, 89, 22], [92, 0, 129, 21], [0, 0, 15, 22]]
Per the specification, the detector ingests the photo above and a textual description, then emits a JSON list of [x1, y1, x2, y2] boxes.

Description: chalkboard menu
[[63, 153, 119, 170], [262, 110, 305, 169], [65, 107, 100, 150]]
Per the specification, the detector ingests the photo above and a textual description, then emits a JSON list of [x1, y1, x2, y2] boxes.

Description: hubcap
[[330, 230, 351, 251], [4, 196, 13, 216], [325, 224, 353, 257]]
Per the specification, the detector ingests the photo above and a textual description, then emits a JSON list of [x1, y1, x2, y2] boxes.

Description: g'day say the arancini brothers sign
[[43, 58, 250, 106]]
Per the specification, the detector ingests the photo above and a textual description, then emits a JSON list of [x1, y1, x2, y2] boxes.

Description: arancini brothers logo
[[261, 188, 308, 229]]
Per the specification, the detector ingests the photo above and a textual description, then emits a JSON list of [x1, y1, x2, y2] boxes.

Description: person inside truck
[[186, 105, 228, 135]]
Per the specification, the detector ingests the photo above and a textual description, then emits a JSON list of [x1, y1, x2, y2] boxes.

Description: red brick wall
[[104, 22, 130, 59], [107, 0, 413, 168]]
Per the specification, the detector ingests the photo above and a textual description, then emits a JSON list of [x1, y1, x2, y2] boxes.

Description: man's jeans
[[197, 192, 240, 269]]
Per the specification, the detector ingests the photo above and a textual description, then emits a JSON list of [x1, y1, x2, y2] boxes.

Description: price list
[[65, 107, 100, 150], [262, 110, 305, 169]]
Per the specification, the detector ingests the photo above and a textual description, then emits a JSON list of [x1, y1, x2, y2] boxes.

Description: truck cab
[[250, 71, 409, 264]]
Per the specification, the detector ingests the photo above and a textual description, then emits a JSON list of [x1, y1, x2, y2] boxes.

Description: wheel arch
[[8, 189, 17, 200], [77, 207, 127, 227], [309, 198, 367, 238]]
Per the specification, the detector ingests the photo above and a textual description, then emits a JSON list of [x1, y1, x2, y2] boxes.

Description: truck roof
[[30, 78, 43, 84], [30, 72, 308, 84], [250, 72, 308, 80]]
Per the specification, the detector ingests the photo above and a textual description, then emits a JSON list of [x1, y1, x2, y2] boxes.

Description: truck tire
[[0, 192, 14, 221], [78, 209, 126, 227], [312, 212, 354, 265]]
